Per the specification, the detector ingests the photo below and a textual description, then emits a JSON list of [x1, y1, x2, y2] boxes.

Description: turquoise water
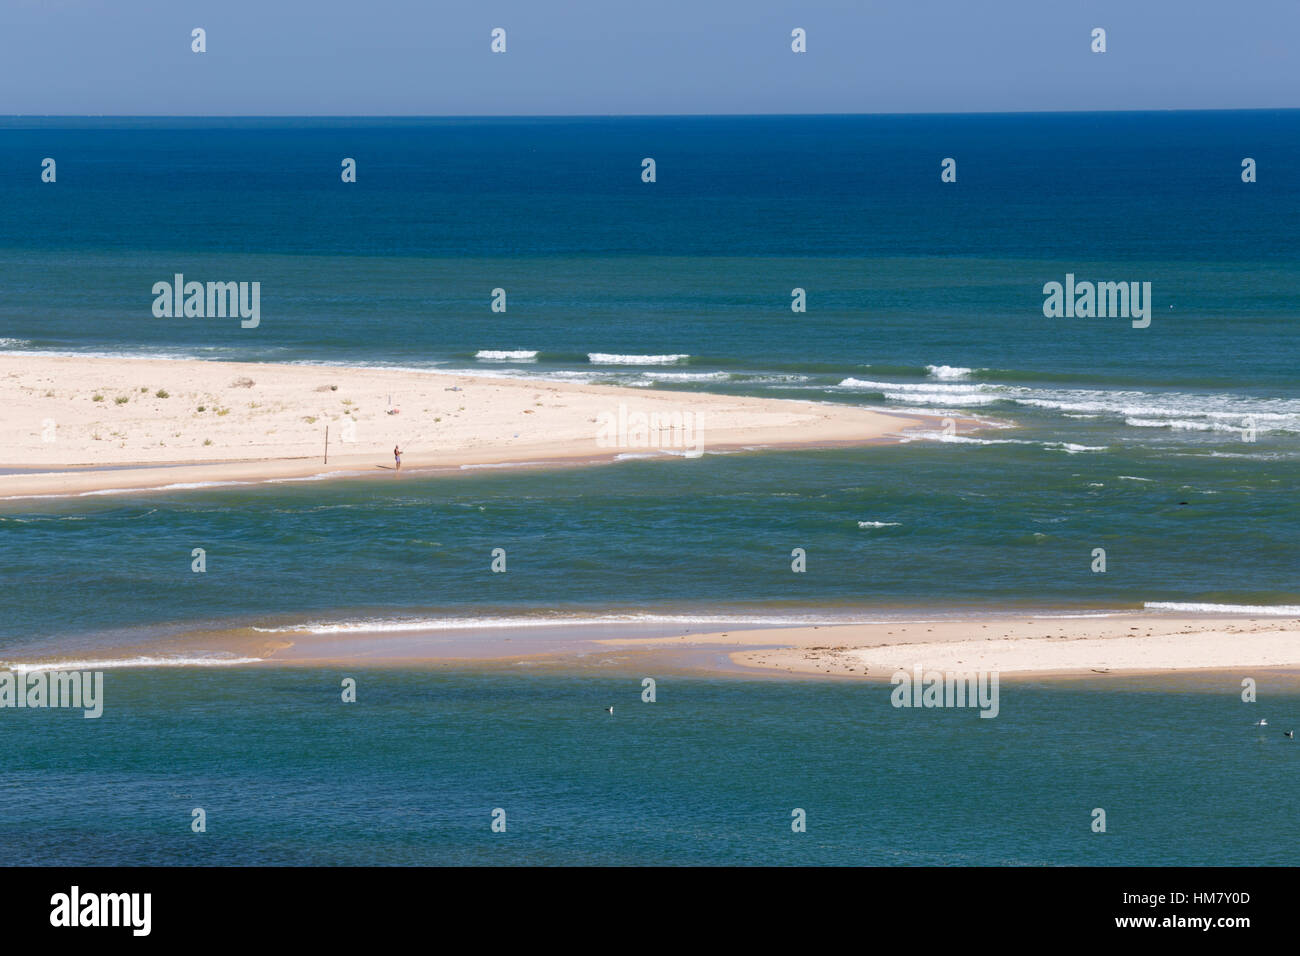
[[0, 114, 1297, 865], [2, 668, 1297, 866], [0, 443, 1295, 655]]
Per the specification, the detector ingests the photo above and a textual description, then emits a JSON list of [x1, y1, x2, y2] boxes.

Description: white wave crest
[[926, 365, 974, 380], [834, 375, 1300, 436], [1144, 602, 1300, 616], [1043, 442, 1107, 453], [475, 350, 538, 361], [836, 378, 1005, 406], [1125, 417, 1249, 433], [637, 371, 730, 383], [588, 353, 689, 365], [900, 431, 1104, 452]]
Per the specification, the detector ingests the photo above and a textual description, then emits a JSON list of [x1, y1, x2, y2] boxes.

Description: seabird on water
[[605, 706, 614, 715]]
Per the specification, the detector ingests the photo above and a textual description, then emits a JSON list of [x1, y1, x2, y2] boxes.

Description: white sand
[[0, 354, 939, 498], [596, 613, 1300, 677]]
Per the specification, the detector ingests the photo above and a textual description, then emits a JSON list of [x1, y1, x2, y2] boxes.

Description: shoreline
[[0, 354, 948, 500], [600, 613, 1300, 679], [7, 609, 1300, 683]]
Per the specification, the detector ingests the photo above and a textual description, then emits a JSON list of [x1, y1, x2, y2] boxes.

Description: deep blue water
[[0, 112, 1297, 387]]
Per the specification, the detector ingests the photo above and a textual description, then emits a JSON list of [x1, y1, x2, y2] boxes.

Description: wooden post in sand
[[324, 425, 329, 464]]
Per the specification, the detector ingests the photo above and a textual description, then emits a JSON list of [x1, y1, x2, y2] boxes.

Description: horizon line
[[1, 106, 1297, 121]]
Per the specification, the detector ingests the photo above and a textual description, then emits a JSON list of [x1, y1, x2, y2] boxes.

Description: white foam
[[926, 365, 974, 380], [266, 471, 357, 483], [657, 448, 706, 458], [251, 612, 886, 635], [734, 373, 814, 385], [1143, 602, 1300, 616], [1043, 442, 1107, 453], [475, 350, 538, 361], [857, 521, 901, 528], [835, 378, 1005, 406], [86, 480, 251, 494], [899, 431, 1016, 446], [1019, 390, 1300, 433], [900, 431, 1104, 452], [1, 479, 255, 501], [588, 353, 689, 366], [1125, 417, 1254, 434], [834, 376, 1300, 435], [287, 359, 452, 373], [443, 367, 610, 385], [837, 377, 993, 396], [2, 655, 263, 672], [1198, 451, 1290, 460], [637, 371, 730, 383], [457, 461, 543, 470], [9, 346, 292, 363]]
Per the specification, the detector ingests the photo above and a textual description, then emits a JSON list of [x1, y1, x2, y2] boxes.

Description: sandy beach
[[252, 611, 1300, 679], [24, 609, 1292, 682], [0, 354, 936, 499], [594, 613, 1300, 678]]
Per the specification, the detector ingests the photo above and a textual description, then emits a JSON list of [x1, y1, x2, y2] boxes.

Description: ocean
[[4, 668, 1298, 866], [1, 112, 1297, 864]]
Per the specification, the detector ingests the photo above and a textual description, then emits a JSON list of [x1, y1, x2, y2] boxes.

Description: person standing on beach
[[394, 445, 401, 471]]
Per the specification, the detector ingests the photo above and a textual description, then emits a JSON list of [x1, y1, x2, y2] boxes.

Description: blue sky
[[1, 0, 1294, 115]]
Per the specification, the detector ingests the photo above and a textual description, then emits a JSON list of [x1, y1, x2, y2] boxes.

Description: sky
[[0, 0, 1295, 116]]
